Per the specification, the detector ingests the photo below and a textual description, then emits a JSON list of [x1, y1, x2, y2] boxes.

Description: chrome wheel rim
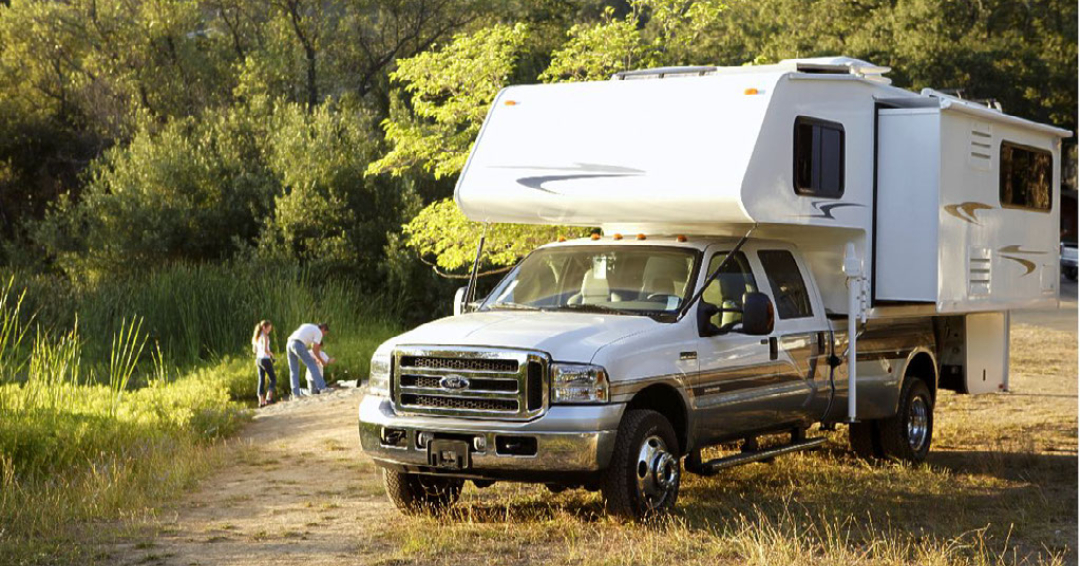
[[907, 396, 929, 451], [635, 434, 679, 509]]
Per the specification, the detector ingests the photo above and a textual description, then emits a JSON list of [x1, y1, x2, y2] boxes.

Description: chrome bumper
[[358, 394, 623, 473]]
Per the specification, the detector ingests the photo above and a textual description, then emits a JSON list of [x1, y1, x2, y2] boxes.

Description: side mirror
[[453, 286, 468, 316], [697, 301, 722, 337], [741, 292, 774, 336]]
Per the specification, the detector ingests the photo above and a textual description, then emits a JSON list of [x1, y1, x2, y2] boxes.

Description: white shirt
[[255, 334, 272, 359], [288, 324, 323, 348]]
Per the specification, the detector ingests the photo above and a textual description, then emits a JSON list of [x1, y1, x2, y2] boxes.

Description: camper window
[[793, 117, 845, 198], [758, 250, 813, 319], [999, 141, 1052, 212]]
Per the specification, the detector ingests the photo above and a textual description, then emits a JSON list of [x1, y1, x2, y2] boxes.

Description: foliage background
[[0, 0, 1075, 326]]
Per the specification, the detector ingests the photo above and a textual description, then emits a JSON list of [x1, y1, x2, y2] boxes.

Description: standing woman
[[252, 320, 277, 407]]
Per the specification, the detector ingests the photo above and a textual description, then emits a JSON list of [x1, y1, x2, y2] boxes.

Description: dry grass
[[364, 322, 1077, 566]]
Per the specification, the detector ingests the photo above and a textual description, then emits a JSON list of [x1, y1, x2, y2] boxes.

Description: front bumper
[[358, 394, 623, 477]]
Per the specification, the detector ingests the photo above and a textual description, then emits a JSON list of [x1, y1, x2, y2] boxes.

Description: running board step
[[686, 437, 828, 476]]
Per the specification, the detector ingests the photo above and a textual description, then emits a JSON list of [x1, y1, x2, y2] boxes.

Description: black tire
[[877, 377, 934, 462], [848, 420, 882, 460], [601, 409, 681, 521], [382, 469, 463, 515]]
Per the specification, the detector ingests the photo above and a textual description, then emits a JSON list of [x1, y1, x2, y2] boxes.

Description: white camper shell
[[456, 56, 1069, 316]]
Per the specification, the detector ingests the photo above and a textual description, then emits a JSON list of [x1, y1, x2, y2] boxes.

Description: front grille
[[399, 356, 518, 373], [393, 346, 548, 420], [400, 394, 518, 412], [399, 374, 518, 392]]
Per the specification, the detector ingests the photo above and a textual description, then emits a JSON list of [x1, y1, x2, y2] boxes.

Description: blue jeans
[[256, 357, 276, 397], [287, 340, 326, 396]]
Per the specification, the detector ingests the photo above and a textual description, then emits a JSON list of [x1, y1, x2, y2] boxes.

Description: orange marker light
[[676, 235, 687, 242], [557, 236, 566, 243], [636, 234, 647, 240], [613, 233, 623, 240], [591, 233, 601, 241], [504, 100, 518, 106], [744, 88, 759, 95]]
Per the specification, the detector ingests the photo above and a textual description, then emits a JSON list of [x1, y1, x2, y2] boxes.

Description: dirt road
[[111, 388, 394, 566]]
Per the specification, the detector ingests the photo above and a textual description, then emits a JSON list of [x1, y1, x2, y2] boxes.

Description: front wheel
[[877, 377, 934, 462], [382, 469, 463, 515], [601, 409, 681, 520]]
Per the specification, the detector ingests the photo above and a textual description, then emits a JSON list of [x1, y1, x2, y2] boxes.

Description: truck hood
[[385, 310, 661, 362]]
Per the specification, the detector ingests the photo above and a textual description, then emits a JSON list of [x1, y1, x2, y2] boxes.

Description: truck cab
[[360, 235, 932, 518]]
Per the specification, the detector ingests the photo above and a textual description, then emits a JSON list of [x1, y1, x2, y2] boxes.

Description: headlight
[[551, 363, 609, 404], [367, 352, 391, 396]]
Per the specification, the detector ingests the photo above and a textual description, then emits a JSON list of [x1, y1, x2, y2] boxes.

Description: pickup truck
[[359, 235, 938, 519]]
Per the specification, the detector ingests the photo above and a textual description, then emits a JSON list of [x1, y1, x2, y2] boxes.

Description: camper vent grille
[[968, 122, 992, 170], [968, 247, 991, 296]]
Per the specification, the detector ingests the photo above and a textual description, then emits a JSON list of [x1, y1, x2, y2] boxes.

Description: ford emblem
[[439, 374, 470, 390]]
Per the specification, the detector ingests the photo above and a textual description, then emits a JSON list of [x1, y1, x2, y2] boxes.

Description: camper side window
[[1000, 142, 1052, 212], [793, 117, 845, 198], [758, 250, 813, 319]]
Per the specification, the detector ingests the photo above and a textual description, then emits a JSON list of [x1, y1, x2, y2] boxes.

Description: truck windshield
[[480, 246, 700, 318]]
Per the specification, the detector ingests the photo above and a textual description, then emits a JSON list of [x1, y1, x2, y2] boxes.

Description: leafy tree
[[540, 7, 651, 82], [368, 23, 530, 179], [262, 98, 419, 281], [33, 106, 278, 274]]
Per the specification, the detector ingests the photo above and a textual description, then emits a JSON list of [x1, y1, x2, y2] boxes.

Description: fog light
[[473, 436, 488, 452], [380, 427, 406, 446]]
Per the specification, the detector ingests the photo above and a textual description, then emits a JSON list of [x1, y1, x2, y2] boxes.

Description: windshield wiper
[[555, 303, 625, 315], [488, 302, 541, 311]]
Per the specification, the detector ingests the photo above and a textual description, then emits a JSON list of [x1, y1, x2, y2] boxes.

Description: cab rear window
[[758, 250, 813, 319]]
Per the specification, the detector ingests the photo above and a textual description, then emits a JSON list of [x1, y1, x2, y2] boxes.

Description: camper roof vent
[[780, 56, 892, 84]]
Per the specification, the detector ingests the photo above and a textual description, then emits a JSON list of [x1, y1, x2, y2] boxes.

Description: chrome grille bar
[[392, 346, 548, 420]]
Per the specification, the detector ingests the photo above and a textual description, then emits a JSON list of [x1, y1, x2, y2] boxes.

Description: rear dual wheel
[[848, 377, 933, 463]]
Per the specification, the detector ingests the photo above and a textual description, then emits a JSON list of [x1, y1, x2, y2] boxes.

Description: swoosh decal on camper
[[800, 201, 864, 220], [998, 245, 1047, 255], [997, 245, 1046, 277], [944, 202, 994, 225], [491, 163, 645, 194], [515, 173, 639, 193], [1000, 255, 1037, 275]]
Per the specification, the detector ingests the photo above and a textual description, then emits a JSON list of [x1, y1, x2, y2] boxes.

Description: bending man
[[287, 322, 330, 397]]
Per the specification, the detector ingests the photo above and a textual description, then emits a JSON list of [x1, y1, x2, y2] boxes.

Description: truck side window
[[794, 116, 845, 198], [758, 250, 813, 319], [702, 252, 757, 329]]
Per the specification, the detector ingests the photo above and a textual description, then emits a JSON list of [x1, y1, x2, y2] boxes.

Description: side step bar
[[685, 437, 828, 476]]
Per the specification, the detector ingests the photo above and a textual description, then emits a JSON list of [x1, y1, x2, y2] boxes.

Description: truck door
[[691, 249, 781, 443], [756, 249, 833, 426]]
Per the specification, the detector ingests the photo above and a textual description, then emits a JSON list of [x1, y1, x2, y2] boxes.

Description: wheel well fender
[[625, 384, 689, 455], [901, 349, 938, 401]]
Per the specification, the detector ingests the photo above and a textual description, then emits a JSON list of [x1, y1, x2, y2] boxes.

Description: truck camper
[[359, 57, 1070, 520]]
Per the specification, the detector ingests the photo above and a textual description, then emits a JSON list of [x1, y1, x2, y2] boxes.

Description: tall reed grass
[[0, 261, 403, 564]]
